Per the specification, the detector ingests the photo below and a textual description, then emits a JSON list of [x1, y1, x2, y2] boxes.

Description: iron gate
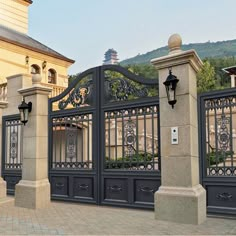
[[48, 65, 160, 208], [199, 88, 236, 215], [1, 115, 22, 195]]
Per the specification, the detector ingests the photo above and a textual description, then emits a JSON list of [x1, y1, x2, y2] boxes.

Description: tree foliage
[[69, 56, 236, 94], [197, 61, 216, 93]]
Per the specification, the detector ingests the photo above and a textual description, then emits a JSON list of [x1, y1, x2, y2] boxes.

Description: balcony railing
[[0, 82, 66, 101], [40, 83, 66, 98]]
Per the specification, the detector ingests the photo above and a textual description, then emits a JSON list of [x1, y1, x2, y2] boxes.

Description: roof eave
[[0, 36, 75, 64]]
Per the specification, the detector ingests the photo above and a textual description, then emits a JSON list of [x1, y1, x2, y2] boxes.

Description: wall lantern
[[42, 60, 47, 69], [25, 56, 29, 65], [163, 69, 179, 108], [18, 98, 32, 125]]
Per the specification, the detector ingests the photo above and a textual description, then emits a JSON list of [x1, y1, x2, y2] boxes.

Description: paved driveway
[[0, 198, 235, 235]]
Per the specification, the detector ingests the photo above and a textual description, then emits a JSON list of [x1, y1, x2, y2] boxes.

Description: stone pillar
[[15, 74, 52, 209], [230, 74, 235, 88], [151, 34, 206, 224], [0, 101, 8, 200]]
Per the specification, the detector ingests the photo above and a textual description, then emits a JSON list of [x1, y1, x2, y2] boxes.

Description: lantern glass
[[18, 99, 32, 125], [163, 70, 179, 108]]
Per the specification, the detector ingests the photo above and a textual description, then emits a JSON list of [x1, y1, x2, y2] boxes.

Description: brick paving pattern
[[0, 199, 235, 235]]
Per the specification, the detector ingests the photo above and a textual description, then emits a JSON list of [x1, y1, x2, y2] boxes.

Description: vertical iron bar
[[144, 108, 147, 169], [221, 107, 226, 175], [135, 108, 139, 169], [87, 115, 90, 168], [81, 117, 84, 165], [115, 113, 117, 163], [9, 124, 12, 167], [15, 124, 18, 167], [122, 110, 125, 168], [108, 113, 111, 163], [229, 100, 233, 170], [151, 106, 155, 170], [207, 108, 210, 171], [60, 117, 62, 167], [214, 104, 218, 170]]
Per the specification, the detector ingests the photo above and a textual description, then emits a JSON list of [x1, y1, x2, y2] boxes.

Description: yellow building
[[0, 0, 74, 97]]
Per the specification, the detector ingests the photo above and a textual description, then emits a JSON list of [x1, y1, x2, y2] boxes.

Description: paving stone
[[0, 201, 235, 235]]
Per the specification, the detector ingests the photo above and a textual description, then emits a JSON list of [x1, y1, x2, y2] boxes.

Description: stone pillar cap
[[168, 34, 182, 54]]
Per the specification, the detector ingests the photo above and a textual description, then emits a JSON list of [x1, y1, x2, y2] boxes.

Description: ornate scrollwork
[[124, 119, 136, 157], [104, 77, 148, 102], [217, 114, 230, 152], [66, 128, 77, 160], [107, 185, 122, 192], [10, 130, 17, 159], [205, 96, 236, 110], [138, 186, 154, 194], [58, 80, 93, 110], [216, 192, 232, 201]]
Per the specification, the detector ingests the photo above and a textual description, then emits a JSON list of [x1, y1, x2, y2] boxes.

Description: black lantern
[[163, 69, 179, 108], [18, 98, 32, 125]]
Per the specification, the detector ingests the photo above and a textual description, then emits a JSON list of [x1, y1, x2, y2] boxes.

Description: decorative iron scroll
[[58, 80, 93, 110], [124, 120, 136, 157], [54, 162, 92, 169], [10, 130, 17, 159], [105, 105, 159, 171], [217, 114, 230, 152], [107, 185, 122, 192], [5, 119, 22, 169], [216, 192, 232, 201], [205, 96, 236, 110], [65, 128, 77, 160], [138, 186, 154, 194], [104, 77, 149, 102], [208, 167, 236, 176]]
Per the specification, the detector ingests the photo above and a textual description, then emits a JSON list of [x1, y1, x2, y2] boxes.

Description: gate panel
[[199, 88, 236, 215], [49, 65, 160, 208], [49, 67, 99, 203], [100, 65, 160, 208], [2, 115, 22, 195]]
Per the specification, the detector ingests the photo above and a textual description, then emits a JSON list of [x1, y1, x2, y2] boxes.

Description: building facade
[[0, 0, 74, 91]]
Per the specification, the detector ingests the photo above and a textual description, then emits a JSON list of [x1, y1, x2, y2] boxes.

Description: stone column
[[15, 74, 52, 209], [151, 34, 206, 224], [0, 101, 8, 201]]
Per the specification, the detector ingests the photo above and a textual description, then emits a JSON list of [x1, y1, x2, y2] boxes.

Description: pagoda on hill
[[103, 48, 119, 65]]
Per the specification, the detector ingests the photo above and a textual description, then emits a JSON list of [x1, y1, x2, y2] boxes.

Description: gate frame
[[48, 65, 161, 208], [198, 87, 236, 215], [1, 114, 22, 195]]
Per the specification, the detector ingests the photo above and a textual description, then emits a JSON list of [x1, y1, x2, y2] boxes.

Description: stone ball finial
[[32, 73, 42, 85], [168, 34, 182, 54]]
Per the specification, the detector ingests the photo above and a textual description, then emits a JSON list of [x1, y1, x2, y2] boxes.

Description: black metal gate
[[48, 65, 160, 208], [199, 88, 236, 215], [1, 115, 22, 195]]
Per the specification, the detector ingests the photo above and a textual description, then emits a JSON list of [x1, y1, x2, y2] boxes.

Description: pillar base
[[0, 178, 6, 198], [155, 184, 206, 225], [15, 179, 51, 209]]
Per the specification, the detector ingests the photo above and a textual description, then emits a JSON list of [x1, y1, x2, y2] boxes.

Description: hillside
[[120, 39, 236, 65]]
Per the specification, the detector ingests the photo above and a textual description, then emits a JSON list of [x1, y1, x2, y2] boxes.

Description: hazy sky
[[28, 0, 236, 74]]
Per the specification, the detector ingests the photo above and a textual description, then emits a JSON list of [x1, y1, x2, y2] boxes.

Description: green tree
[[197, 61, 216, 93]]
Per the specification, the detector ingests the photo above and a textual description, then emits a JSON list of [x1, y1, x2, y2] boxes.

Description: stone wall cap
[[151, 49, 203, 72], [18, 85, 52, 96], [7, 74, 32, 80]]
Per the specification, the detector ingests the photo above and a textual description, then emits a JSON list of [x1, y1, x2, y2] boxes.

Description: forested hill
[[120, 39, 236, 65]]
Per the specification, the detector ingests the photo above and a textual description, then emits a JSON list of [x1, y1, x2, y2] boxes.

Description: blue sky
[[29, 0, 236, 74]]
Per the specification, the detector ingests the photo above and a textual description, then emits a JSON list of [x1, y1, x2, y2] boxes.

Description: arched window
[[31, 64, 40, 74], [48, 69, 57, 84]]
